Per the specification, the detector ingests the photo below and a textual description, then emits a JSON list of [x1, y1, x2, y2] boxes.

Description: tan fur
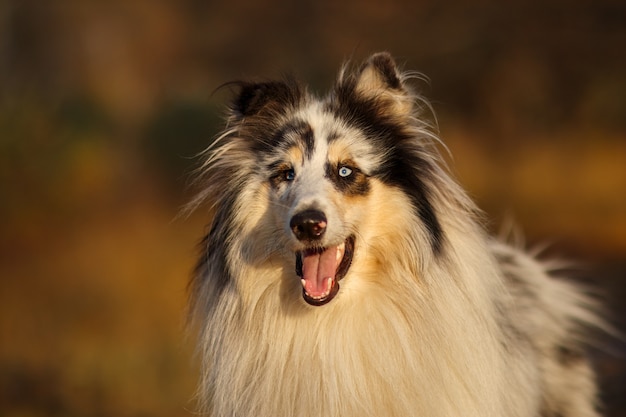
[[189, 53, 604, 417]]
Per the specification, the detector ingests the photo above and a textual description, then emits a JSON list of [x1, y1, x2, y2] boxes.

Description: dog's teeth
[[326, 277, 333, 292], [301, 279, 306, 289], [336, 243, 345, 262]]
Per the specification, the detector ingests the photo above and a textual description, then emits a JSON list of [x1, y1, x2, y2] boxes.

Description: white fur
[[189, 53, 604, 417]]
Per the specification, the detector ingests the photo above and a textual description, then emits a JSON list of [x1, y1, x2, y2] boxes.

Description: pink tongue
[[302, 247, 339, 297]]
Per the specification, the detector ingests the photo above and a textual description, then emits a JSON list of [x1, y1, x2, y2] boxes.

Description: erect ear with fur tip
[[356, 53, 403, 91], [348, 52, 413, 117], [232, 79, 303, 119]]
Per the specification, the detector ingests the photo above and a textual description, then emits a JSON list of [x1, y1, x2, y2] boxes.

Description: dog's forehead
[[284, 102, 381, 170]]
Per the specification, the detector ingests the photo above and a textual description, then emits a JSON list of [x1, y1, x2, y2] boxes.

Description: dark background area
[[1, 0, 625, 416]]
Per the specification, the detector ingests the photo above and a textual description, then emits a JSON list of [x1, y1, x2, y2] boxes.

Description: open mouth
[[295, 235, 355, 306]]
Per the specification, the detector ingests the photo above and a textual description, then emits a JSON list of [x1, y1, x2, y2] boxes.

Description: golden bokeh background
[[1, 1, 625, 415]]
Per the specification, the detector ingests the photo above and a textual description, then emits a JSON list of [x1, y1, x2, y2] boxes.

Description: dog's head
[[200, 53, 449, 306]]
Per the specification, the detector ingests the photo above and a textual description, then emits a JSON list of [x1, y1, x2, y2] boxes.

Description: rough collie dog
[[189, 52, 604, 416]]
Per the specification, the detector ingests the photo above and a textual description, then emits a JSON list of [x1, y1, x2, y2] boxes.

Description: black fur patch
[[233, 78, 303, 119], [326, 130, 340, 143], [375, 146, 443, 254], [299, 122, 315, 160], [230, 79, 305, 155], [271, 119, 315, 160], [192, 190, 240, 299]]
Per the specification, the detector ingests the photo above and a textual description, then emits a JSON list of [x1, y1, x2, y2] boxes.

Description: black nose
[[290, 210, 327, 241]]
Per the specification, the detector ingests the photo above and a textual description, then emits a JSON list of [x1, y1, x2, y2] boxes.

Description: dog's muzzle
[[290, 210, 354, 306]]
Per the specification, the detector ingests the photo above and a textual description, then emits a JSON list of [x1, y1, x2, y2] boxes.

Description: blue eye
[[284, 169, 295, 181], [338, 166, 352, 178]]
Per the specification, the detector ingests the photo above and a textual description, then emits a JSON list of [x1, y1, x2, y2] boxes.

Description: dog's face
[[263, 105, 385, 305], [215, 53, 445, 306]]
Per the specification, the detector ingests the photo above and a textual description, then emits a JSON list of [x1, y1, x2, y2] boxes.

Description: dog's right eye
[[268, 163, 296, 187], [283, 169, 295, 181]]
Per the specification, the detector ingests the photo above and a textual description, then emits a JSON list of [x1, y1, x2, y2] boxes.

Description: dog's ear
[[337, 52, 413, 117], [355, 52, 403, 94], [231, 79, 303, 119]]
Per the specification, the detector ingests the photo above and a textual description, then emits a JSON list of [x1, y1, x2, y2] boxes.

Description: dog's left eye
[[338, 166, 352, 177]]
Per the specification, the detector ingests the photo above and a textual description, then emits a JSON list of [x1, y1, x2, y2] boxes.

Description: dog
[[188, 52, 605, 416]]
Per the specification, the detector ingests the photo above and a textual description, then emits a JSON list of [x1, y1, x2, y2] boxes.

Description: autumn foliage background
[[1, 1, 625, 416]]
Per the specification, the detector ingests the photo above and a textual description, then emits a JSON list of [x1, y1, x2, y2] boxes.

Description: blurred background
[[0, 0, 625, 415]]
